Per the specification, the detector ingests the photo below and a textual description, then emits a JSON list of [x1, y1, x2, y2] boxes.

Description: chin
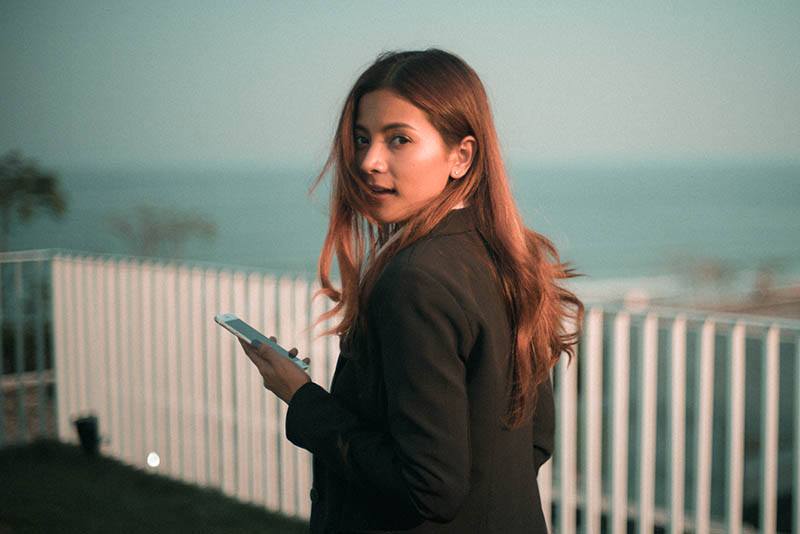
[[370, 206, 398, 225]]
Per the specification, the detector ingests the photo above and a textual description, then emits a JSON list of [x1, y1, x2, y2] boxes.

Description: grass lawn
[[0, 439, 310, 533]]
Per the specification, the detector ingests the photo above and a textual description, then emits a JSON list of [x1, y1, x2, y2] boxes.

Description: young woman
[[239, 48, 584, 533]]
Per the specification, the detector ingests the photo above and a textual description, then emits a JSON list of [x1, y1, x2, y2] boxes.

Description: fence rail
[[1, 249, 798, 533]]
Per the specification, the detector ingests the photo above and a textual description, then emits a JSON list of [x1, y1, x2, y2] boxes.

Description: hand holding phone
[[214, 313, 309, 372]]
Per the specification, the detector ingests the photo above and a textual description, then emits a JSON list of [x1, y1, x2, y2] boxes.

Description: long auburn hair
[[308, 48, 584, 429]]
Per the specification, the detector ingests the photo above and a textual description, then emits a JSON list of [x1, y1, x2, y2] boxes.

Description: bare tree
[[752, 257, 792, 300], [106, 204, 217, 259], [0, 150, 67, 252], [664, 250, 738, 305]]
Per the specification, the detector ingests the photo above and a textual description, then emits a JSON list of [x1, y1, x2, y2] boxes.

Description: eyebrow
[[353, 122, 417, 133]]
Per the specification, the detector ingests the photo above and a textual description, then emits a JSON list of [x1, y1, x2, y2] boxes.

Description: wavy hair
[[308, 48, 584, 429]]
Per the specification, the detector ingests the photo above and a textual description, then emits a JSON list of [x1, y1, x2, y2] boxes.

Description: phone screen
[[225, 318, 271, 346]]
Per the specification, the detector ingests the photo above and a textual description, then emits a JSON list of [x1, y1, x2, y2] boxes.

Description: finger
[[269, 336, 277, 342], [289, 347, 299, 357], [238, 338, 252, 355], [302, 357, 311, 364], [238, 339, 262, 362]]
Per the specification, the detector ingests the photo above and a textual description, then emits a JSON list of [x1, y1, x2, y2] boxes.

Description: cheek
[[354, 149, 366, 168], [400, 150, 450, 190]]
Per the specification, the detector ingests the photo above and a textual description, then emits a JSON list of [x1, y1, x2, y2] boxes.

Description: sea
[[7, 159, 800, 299]]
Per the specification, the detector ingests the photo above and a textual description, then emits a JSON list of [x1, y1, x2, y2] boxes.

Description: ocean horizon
[[8, 159, 800, 299]]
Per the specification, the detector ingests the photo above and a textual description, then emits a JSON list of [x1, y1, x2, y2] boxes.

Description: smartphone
[[214, 313, 309, 372]]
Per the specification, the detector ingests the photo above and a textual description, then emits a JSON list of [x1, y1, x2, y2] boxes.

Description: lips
[[369, 184, 396, 195]]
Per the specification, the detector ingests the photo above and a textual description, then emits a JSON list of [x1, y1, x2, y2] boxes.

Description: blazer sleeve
[[285, 265, 474, 523]]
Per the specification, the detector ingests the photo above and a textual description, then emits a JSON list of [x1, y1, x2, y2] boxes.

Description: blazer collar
[[374, 204, 478, 260], [428, 204, 477, 237]]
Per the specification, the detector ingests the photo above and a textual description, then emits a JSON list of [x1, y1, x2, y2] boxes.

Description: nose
[[359, 140, 388, 176]]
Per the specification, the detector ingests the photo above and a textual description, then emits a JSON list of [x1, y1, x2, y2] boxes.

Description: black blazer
[[286, 205, 554, 533]]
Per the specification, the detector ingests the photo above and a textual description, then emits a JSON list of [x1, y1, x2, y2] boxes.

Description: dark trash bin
[[73, 415, 100, 456]]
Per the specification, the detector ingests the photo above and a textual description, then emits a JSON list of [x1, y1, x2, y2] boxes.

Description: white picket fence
[[2, 250, 799, 533], [49, 252, 341, 519]]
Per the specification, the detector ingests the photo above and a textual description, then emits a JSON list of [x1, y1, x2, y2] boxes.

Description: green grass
[[0, 439, 310, 533]]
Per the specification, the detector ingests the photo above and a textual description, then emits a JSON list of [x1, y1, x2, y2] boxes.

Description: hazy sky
[[2, 1, 799, 169]]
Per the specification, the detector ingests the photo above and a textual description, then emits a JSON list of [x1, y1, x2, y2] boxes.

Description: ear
[[449, 135, 476, 179]]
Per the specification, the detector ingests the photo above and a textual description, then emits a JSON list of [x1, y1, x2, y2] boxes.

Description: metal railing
[[1, 249, 797, 533], [0, 249, 53, 444]]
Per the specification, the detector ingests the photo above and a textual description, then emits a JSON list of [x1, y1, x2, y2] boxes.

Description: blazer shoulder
[[380, 205, 487, 283], [369, 231, 488, 329], [366, 251, 478, 365], [389, 228, 483, 279], [370, 247, 464, 310]]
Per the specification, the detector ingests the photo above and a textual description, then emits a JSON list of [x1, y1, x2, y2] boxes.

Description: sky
[[2, 1, 799, 169]]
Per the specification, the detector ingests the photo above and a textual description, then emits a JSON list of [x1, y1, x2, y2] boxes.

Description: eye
[[391, 135, 411, 146], [354, 134, 368, 148]]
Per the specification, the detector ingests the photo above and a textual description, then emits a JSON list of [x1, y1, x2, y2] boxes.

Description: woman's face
[[354, 89, 467, 224]]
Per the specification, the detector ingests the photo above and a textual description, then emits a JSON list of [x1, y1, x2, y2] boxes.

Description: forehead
[[355, 89, 434, 131]]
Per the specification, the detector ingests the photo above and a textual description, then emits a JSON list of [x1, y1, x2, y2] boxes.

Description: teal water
[[8, 160, 800, 285]]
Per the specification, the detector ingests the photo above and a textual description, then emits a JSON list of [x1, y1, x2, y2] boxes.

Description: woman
[[239, 48, 584, 533]]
